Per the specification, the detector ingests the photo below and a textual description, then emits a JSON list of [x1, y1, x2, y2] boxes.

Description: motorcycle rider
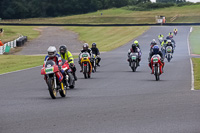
[[158, 34, 164, 39], [150, 39, 157, 50], [169, 32, 173, 36], [133, 40, 140, 49], [161, 39, 167, 47], [44, 46, 66, 85], [165, 40, 174, 54], [91, 43, 101, 66], [174, 28, 178, 35], [79, 43, 93, 72], [58, 45, 77, 81], [128, 43, 142, 66], [148, 45, 165, 74], [158, 34, 164, 44]]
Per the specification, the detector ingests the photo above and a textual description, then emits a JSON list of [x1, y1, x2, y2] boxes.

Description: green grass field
[[190, 26, 200, 90], [0, 55, 44, 74], [65, 26, 149, 51], [192, 58, 200, 90], [190, 27, 200, 54], [0, 26, 40, 43], [2, 4, 200, 24]]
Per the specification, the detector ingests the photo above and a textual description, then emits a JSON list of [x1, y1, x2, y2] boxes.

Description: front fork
[[54, 75, 57, 89]]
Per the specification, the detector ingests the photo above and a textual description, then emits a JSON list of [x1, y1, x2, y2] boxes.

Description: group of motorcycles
[[128, 30, 178, 81], [41, 53, 99, 99]]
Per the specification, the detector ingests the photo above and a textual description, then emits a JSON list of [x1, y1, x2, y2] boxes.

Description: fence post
[[0, 46, 3, 55], [11, 41, 14, 48], [14, 40, 17, 47], [4, 43, 7, 52], [8, 42, 11, 47]]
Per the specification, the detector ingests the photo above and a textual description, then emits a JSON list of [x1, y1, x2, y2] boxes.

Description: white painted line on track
[[190, 58, 195, 90], [0, 65, 42, 76], [188, 27, 195, 90]]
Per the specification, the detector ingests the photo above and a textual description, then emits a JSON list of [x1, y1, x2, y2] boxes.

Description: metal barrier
[[0, 36, 27, 55]]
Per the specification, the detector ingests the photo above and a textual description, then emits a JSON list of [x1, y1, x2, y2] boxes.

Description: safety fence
[[0, 36, 27, 55]]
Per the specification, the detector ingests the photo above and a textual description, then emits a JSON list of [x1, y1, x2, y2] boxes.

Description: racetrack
[[1, 26, 200, 133]]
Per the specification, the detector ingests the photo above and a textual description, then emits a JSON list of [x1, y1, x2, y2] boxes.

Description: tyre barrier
[[0, 36, 27, 55]]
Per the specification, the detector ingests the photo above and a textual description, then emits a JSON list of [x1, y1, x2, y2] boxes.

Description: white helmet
[[167, 40, 172, 43], [83, 43, 89, 47], [47, 46, 57, 57]]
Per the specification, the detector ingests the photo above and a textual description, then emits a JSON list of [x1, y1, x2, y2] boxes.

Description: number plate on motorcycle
[[45, 67, 54, 74], [132, 56, 136, 60], [82, 54, 88, 57], [153, 58, 158, 62], [167, 49, 172, 52]]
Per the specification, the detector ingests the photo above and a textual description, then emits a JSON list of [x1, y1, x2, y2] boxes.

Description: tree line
[[0, 0, 186, 19]]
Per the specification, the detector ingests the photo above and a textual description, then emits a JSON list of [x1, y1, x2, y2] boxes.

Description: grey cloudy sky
[[151, 0, 200, 2]]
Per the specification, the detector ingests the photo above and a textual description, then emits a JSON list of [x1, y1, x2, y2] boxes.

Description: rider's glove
[[70, 63, 74, 67]]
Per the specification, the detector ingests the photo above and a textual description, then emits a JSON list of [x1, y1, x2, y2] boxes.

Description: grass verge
[[192, 58, 200, 90], [190, 26, 200, 55], [65, 26, 149, 51], [0, 55, 44, 74], [2, 4, 200, 24], [0, 55, 79, 74], [0, 26, 41, 43]]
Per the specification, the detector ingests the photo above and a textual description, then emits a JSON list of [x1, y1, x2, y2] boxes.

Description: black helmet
[[92, 43, 96, 48], [59, 45, 67, 55], [92, 43, 96, 46], [164, 39, 167, 43], [132, 43, 137, 50]]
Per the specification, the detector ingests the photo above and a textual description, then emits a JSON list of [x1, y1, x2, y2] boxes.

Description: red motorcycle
[[150, 55, 163, 81], [41, 60, 66, 99], [61, 59, 75, 89]]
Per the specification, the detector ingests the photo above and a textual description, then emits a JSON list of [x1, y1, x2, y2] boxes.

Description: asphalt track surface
[[17, 27, 82, 55], [1, 26, 200, 133]]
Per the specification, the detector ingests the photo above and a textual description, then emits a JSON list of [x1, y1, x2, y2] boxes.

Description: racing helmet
[[47, 46, 57, 57]]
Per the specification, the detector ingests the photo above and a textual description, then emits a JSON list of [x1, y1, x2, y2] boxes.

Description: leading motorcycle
[[41, 60, 66, 99], [151, 55, 162, 81]]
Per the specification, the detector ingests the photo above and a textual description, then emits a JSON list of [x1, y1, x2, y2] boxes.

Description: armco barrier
[[0, 36, 27, 55]]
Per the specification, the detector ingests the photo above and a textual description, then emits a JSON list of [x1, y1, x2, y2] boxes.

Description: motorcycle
[[165, 46, 173, 62], [151, 54, 162, 81], [41, 60, 66, 99], [158, 37, 164, 45], [174, 30, 177, 36], [80, 52, 92, 79], [61, 59, 75, 89], [129, 52, 139, 72]]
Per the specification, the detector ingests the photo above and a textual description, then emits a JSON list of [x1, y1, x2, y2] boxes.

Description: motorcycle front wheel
[[47, 78, 57, 99], [155, 66, 160, 81], [59, 82, 66, 97], [83, 65, 88, 79], [167, 54, 171, 62], [131, 62, 136, 72]]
